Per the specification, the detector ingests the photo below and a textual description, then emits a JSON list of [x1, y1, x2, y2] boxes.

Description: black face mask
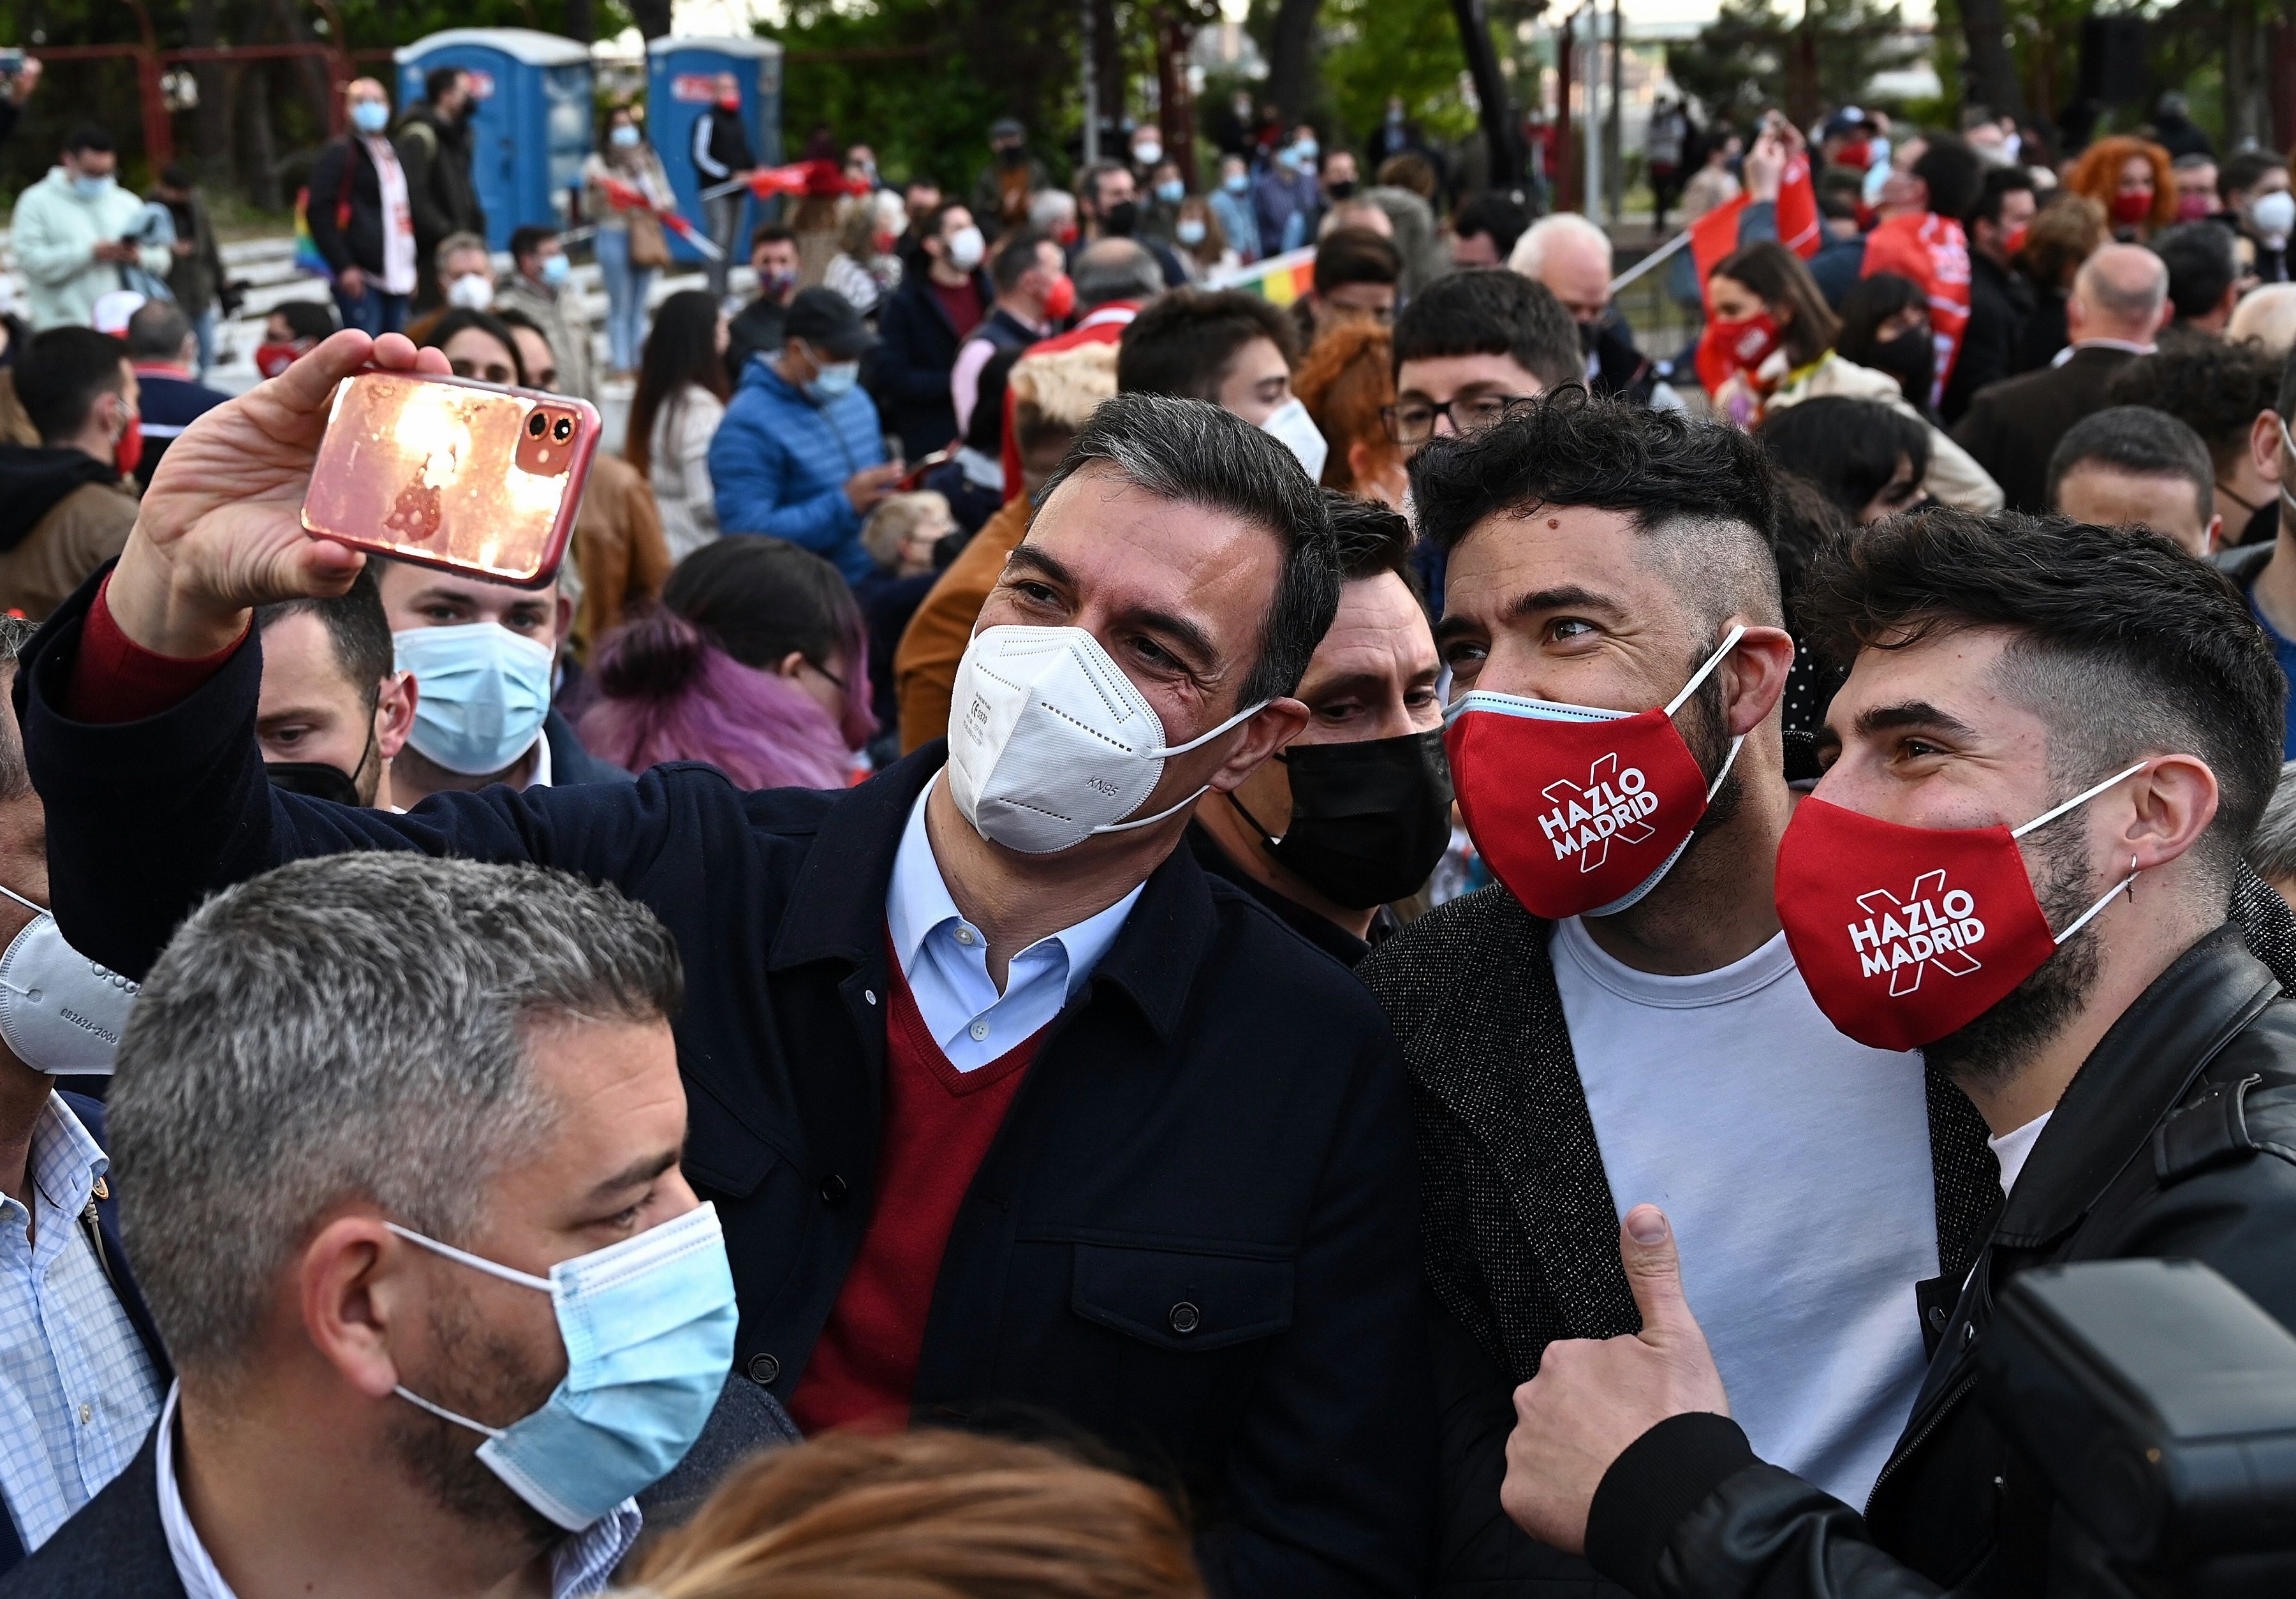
[[1326, 180, 1358, 201], [1578, 318, 1604, 355], [997, 145, 1029, 167], [266, 760, 364, 807], [1866, 330, 1933, 402], [1230, 728, 1454, 910], [1101, 200, 1140, 238]]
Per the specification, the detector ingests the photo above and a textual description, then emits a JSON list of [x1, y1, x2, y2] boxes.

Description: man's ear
[[2117, 753, 2219, 876], [374, 670, 417, 761], [299, 1213, 416, 1401], [2251, 408, 2285, 487], [1203, 698, 1311, 795], [1721, 625, 1798, 737]]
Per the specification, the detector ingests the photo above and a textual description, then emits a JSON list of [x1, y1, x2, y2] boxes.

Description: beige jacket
[[0, 482, 135, 621], [1752, 350, 2005, 513]]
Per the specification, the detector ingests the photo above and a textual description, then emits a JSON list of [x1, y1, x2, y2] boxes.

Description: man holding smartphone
[[15, 328, 1434, 1597]]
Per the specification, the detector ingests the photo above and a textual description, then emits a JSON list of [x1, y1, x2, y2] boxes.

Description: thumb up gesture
[[1498, 1205, 1730, 1554]]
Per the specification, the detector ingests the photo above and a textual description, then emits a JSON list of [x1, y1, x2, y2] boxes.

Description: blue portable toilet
[[396, 29, 594, 251], [647, 36, 784, 264]]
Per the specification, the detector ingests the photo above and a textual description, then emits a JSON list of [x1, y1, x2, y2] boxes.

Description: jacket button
[[1927, 1305, 1947, 1330], [1168, 1301, 1201, 1334], [820, 1173, 848, 1205], [746, 1353, 781, 1385]]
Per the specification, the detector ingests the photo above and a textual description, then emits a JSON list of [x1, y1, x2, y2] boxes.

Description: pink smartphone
[[301, 368, 600, 588]]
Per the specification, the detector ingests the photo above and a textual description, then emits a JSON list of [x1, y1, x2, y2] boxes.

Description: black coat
[[873, 267, 996, 461], [0, 1093, 170, 1581], [1948, 344, 2140, 514], [15, 575, 1436, 1598], [1581, 924, 2296, 1599], [1938, 251, 2033, 427], [393, 104, 483, 257], [304, 134, 392, 279]]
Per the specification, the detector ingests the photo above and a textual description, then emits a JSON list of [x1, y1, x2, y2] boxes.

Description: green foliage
[[1667, 0, 1922, 128], [763, 0, 1079, 191], [1320, 0, 1483, 149]]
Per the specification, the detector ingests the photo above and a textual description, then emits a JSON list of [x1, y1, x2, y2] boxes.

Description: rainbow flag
[[1209, 246, 1315, 306], [291, 185, 331, 279]]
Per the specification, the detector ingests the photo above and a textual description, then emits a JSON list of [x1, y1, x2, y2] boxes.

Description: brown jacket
[[570, 452, 672, 659], [0, 481, 135, 621], [893, 494, 1030, 753]]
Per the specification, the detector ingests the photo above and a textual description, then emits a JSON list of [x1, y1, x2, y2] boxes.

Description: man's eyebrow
[[1432, 614, 1482, 647], [1302, 670, 1394, 703], [586, 1146, 681, 1205], [1004, 545, 1218, 673], [1003, 544, 1076, 589], [1854, 700, 1985, 742], [1505, 585, 1628, 622]]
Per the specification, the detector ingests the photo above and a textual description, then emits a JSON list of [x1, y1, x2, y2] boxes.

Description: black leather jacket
[[1581, 923, 2296, 1598]]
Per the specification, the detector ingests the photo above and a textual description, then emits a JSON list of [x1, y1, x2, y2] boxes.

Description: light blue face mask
[[1155, 179, 1184, 204], [388, 1203, 738, 1531], [1222, 172, 1249, 195], [70, 172, 115, 201], [540, 252, 571, 287], [350, 100, 391, 135], [808, 360, 860, 401], [394, 623, 554, 776], [609, 124, 642, 149]]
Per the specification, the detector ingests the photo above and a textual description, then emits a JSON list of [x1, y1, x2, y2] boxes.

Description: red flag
[[745, 160, 866, 201], [1862, 212, 1972, 406], [1689, 194, 1750, 311], [598, 175, 653, 214], [1775, 154, 1821, 258], [658, 208, 724, 261]]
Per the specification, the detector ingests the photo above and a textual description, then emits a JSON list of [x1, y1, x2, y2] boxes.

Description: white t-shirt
[[1552, 917, 1939, 1510], [1987, 1112, 2050, 1195]]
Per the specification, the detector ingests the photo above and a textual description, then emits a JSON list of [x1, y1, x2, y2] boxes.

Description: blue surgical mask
[[1223, 172, 1249, 195], [1293, 140, 1319, 165], [1155, 179, 1184, 204], [540, 253, 570, 287], [388, 1204, 738, 1531], [1177, 218, 1207, 246], [394, 623, 554, 776], [70, 172, 115, 201], [609, 124, 641, 149], [808, 360, 860, 401], [350, 100, 391, 135]]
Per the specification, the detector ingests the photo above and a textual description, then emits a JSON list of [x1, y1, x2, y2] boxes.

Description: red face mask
[[1695, 309, 1782, 393], [1839, 139, 1873, 170], [1041, 272, 1077, 322], [2176, 191, 2216, 221], [254, 341, 303, 380], [2001, 223, 2029, 257], [114, 412, 142, 478], [718, 94, 741, 111], [1774, 763, 2146, 1052], [1446, 628, 1746, 920], [2112, 188, 2154, 225]]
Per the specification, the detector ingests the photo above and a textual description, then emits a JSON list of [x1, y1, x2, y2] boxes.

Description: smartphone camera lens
[[527, 412, 548, 438], [552, 415, 573, 443]]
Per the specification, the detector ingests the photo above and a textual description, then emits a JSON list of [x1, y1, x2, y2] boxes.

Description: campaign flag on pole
[[1776, 155, 1821, 258], [1689, 194, 1751, 309], [1864, 212, 1973, 405], [659, 207, 725, 262]]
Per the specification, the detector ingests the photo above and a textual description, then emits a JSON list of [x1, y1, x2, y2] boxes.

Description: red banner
[[1862, 212, 1973, 405], [1775, 155, 1821, 258], [1689, 195, 1751, 309]]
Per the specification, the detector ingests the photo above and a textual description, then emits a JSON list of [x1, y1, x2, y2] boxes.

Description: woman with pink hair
[[578, 537, 874, 789]]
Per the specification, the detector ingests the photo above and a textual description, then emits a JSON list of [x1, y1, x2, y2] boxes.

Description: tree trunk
[[1156, 11, 1197, 185], [1267, 0, 1320, 125], [563, 0, 595, 43], [185, 0, 233, 189], [1093, 0, 1122, 142], [1957, 0, 2027, 122], [242, 65, 281, 211], [630, 0, 673, 41]]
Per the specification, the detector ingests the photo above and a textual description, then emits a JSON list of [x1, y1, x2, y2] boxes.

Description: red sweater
[[788, 940, 1041, 1433]]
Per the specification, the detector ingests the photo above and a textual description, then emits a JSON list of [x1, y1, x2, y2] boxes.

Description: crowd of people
[[1, 53, 2295, 1599]]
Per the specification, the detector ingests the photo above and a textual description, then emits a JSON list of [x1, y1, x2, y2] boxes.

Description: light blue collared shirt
[[887, 776, 1142, 1070]]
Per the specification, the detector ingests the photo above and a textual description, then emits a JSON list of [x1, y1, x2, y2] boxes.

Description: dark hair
[[492, 303, 554, 359], [925, 200, 973, 242], [1376, 152, 1439, 201], [274, 300, 339, 343], [990, 228, 1052, 295], [2108, 339, 2280, 475], [508, 224, 557, 264], [1452, 193, 1529, 261], [1389, 269, 1579, 392], [2045, 405, 2214, 529], [126, 299, 193, 362], [749, 221, 796, 253], [1755, 397, 1931, 522], [1799, 507, 2286, 885], [2151, 222, 2239, 323], [2220, 151, 2281, 202], [1833, 272, 1926, 376], [1313, 227, 1401, 295], [1712, 240, 1839, 368], [420, 308, 526, 386], [1969, 165, 2037, 230], [61, 124, 114, 156], [15, 327, 128, 443], [255, 566, 394, 715], [1818, 188, 1861, 223], [1409, 388, 1777, 607], [626, 290, 729, 478], [1040, 392, 1340, 706], [423, 66, 466, 105], [1325, 490, 1414, 587], [659, 537, 862, 680], [1769, 470, 1850, 610], [1911, 133, 1985, 221], [1117, 288, 1297, 400], [1078, 161, 1129, 212]]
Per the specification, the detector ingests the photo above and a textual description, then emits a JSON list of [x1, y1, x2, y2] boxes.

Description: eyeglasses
[[1381, 393, 1538, 445]]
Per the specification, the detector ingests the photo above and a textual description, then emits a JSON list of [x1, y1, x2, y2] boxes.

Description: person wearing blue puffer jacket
[[710, 288, 904, 586]]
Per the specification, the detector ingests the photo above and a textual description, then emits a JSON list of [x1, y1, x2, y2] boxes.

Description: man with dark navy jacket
[[11, 330, 1434, 1597], [0, 615, 167, 1578]]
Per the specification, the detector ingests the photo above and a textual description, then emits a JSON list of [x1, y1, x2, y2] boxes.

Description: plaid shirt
[[0, 1095, 162, 1551]]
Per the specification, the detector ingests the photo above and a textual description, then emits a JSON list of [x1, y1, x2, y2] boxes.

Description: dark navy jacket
[[0, 1093, 170, 1579], [15, 575, 1435, 1598]]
